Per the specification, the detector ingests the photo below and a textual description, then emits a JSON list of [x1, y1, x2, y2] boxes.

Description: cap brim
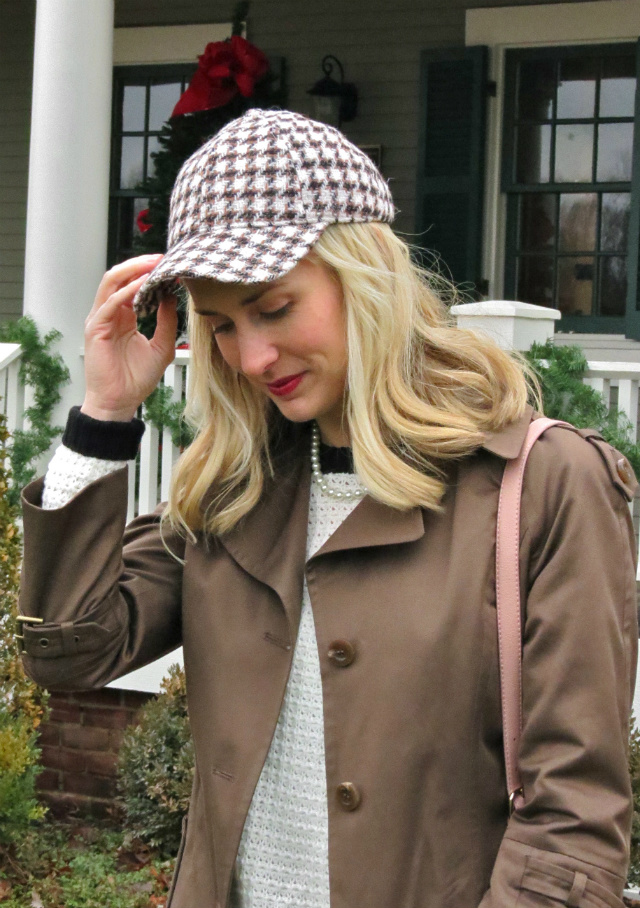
[[133, 221, 328, 316]]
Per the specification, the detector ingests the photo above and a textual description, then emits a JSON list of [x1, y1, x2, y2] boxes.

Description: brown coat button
[[328, 640, 356, 667], [337, 782, 361, 811], [617, 457, 633, 485]]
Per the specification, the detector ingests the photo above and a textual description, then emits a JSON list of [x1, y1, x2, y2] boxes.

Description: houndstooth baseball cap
[[133, 108, 395, 315]]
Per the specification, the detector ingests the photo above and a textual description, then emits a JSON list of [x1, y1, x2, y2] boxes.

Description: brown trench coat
[[18, 408, 639, 908]]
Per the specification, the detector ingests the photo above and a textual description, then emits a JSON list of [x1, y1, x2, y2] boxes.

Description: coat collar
[[215, 406, 534, 616], [480, 404, 534, 460]]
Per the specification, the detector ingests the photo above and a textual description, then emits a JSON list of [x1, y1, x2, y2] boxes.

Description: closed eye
[[261, 303, 292, 321], [211, 321, 234, 335]]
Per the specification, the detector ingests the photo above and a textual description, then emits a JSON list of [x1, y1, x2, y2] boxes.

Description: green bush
[[0, 821, 174, 907], [0, 715, 46, 845], [0, 411, 49, 846], [526, 341, 640, 474], [116, 665, 193, 856]]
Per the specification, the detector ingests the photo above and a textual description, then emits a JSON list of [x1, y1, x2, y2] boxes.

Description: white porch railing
[[3, 339, 639, 573], [583, 361, 640, 443], [0, 343, 24, 436], [128, 348, 190, 524]]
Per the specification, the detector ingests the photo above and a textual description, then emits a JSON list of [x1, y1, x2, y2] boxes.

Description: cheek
[[213, 335, 239, 370]]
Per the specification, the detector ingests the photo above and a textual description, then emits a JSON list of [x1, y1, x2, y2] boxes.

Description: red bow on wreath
[[172, 36, 269, 117]]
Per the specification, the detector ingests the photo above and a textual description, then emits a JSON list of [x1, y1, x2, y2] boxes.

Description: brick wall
[[36, 688, 154, 819]]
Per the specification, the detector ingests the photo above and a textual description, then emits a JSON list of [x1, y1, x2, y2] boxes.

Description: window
[[502, 44, 636, 331], [108, 64, 196, 266]]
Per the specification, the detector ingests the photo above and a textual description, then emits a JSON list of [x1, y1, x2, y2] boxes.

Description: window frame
[[501, 42, 637, 333], [108, 63, 197, 267]]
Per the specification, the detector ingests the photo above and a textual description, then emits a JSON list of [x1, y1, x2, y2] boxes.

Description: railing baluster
[[5, 358, 24, 436], [138, 422, 159, 515], [618, 378, 639, 444]]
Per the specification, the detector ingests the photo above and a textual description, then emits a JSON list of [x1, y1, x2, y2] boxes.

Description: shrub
[[526, 341, 640, 474], [0, 411, 49, 845], [116, 665, 193, 855]]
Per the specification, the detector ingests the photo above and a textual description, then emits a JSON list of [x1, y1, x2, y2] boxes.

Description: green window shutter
[[416, 46, 488, 294], [625, 37, 640, 340]]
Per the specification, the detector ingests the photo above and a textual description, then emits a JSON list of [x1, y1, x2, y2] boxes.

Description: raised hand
[[81, 255, 178, 422]]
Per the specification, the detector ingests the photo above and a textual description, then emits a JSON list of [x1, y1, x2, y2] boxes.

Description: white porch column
[[451, 300, 561, 351], [23, 0, 114, 440]]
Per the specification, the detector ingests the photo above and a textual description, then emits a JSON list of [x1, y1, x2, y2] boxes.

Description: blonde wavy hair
[[165, 222, 539, 539]]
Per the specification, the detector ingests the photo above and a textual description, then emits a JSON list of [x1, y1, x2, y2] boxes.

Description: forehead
[[184, 277, 270, 315], [184, 256, 329, 316]]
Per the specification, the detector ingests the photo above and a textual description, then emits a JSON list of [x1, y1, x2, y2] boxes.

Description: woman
[[18, 109, 638, 908]]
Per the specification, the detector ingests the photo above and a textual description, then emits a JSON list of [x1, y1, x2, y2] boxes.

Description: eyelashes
[[209, 302, 293, 335]]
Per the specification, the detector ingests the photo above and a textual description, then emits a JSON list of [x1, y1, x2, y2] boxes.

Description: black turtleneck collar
[[319, 441, 354, 474]]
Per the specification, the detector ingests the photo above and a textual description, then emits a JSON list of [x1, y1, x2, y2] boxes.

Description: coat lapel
[[217, 435, 311, 632]]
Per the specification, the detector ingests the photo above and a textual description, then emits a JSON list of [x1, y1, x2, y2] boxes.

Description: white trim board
[[113, 23, 233, 65], [467, 1, 640, 47]]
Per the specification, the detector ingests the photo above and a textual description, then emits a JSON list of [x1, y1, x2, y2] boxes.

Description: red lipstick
[[267, 373, 305, 397]]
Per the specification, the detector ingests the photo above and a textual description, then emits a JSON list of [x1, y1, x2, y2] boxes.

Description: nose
[[236, 329, 279, 377]]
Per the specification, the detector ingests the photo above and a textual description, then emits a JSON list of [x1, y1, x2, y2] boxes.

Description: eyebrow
[[193, 283, 281, 317]]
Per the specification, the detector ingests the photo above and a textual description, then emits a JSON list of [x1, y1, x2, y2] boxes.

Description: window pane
[[122, 85, 146, 132], [596, 122, 634, 182], [516, 124, 551, 183], [557, 57, 597, 119], [601, 193, 630, 253], [517, 256, 554, 306], [518, 60, 555, 120], [557, 257, 594, 315], [149, 82, 182, 131], [555, 124, 593, 182], [120, 136, 145, 189], [600, 56, 636, 118], [147, 136, 161, 180], [600, 256, 627, 316], [520, 194, 556, 250], [558, 193, 597, 252]]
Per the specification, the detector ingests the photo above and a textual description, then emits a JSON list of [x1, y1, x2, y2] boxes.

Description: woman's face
[[184, 257, 349, 446]]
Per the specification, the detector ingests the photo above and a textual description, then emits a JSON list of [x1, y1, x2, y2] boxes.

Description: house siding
[[0, 0, 35, 321], [0, 0, 603, 321]]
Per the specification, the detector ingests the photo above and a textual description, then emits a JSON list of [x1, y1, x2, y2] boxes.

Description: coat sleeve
[[480, 427, 639, 908], [18, 467, 186, 691]]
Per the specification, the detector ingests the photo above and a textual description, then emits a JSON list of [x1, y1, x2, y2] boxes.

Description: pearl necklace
[[310, 423, 366, 500]]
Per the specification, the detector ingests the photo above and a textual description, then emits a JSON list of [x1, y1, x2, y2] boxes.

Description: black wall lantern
[[307, 55, 358, 128]]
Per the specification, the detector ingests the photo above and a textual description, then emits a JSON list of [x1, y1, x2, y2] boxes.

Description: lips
[[267, 373, 305, 397]]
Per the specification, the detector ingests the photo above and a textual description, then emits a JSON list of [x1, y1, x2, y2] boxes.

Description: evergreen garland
[[143, 385, 193, 451], [0, 317, 70, 506]]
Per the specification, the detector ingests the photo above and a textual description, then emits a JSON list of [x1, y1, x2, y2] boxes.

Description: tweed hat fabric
[[133, 108, 395, 315]]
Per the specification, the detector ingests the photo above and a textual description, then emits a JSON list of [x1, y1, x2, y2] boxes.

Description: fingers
[[88, 254, 163, 319], [86, 272, 150, 336], [150, 297, 179, 365]]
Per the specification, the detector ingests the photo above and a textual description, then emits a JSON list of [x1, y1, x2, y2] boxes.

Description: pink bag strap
[[496, 417, 572, 814]]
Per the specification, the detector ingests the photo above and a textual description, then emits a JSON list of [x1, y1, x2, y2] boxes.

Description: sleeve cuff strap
[[62, 406, 145, 460]]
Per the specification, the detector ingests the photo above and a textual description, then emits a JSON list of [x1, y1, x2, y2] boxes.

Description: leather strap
[[496, 417, 572, 813]]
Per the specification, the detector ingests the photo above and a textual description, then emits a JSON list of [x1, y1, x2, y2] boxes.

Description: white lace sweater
[[42, 446, 361, 908]]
